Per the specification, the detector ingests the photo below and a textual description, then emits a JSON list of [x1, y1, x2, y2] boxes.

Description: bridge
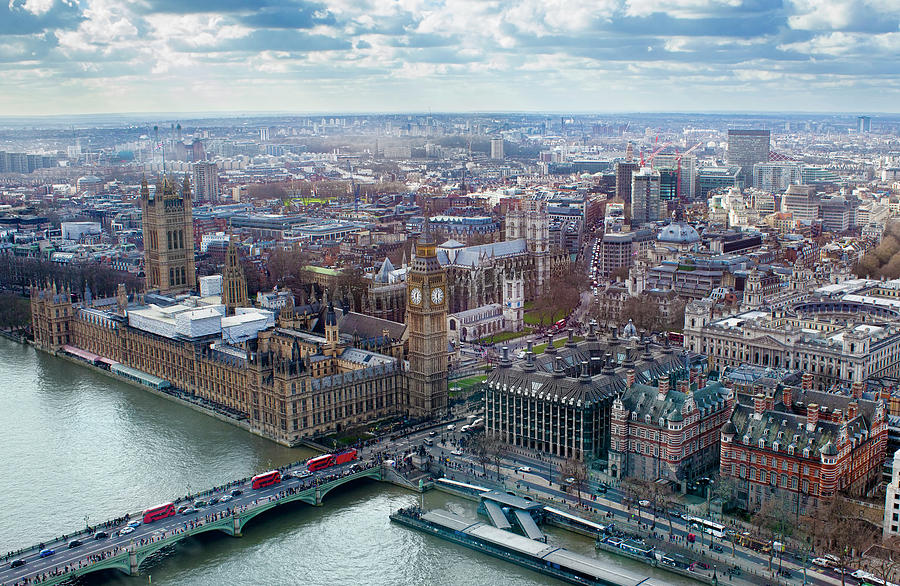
[[0, 463, 397, 586]]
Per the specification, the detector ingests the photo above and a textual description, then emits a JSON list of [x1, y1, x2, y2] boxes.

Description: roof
[[437, 238, 528, 267], [658, 222, 701, 244], [338, 309, 406, 341]]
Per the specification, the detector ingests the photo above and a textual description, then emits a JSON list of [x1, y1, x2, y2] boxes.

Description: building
[[222, 239, 248, 315], [406, 229, 450, 419], [631, 168, 661, 225], [782, 185, 819, 223], [61, 221, 102, 241], [752, 162, 801, 192], [884, 448, 900, 537], [484, 324, 696, 464], [615, 161, 639, 219], [192, 162, 220, 202], [697, 166, 743, 201], [727, 130, 770, 185], [599, 229, 654, 278], [721, 379, 887, 514], [858, 116, 872, 133], [609, 371, 733, 489], [491, 138, 504, 160], [140, 175, 197, 295], [684, 279, 900, 388], [820, 196, 851, 233]]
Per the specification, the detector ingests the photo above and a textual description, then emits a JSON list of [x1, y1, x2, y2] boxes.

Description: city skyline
[[1, 0, 899, 116]]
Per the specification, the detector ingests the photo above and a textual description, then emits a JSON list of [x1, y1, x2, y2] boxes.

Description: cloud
[[0, 0, 898, 114]]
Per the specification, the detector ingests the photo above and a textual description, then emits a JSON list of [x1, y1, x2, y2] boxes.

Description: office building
[[727, 130, 770, 185], [192, 161, 220, 202], [721, 379, 887, 515], [752, 162, 801, 192], [630, 168, 661, 225], [615, 161, 639, 218], [490, 138, 504, 160], [782, 185, 819, 223], [884, 449, 900, 537], [858, 116, 871, 133]]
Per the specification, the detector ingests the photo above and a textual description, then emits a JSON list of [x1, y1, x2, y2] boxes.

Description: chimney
[[696, 372, 706, 389], [851, 381, 864, 399], [806, 403, 819, 431], [802, 372, 813, 391], [588, 321, 597, 339], [527, 340, 533, 353], [765, 391, 775, 411], [566, 328, 576, 347], [658, 377, 669, 396], [782, 386, 792, 410], [580, 361, 591, 382], [753, 393, 766, 416], [553, 356, 565, 377], [627, 369, 636, 388], [678, 379, 690, 393], [848, 401, 859, 419]]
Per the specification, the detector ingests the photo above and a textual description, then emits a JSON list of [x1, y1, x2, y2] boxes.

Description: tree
[[560, 457, 589, 505], [0, 293, 30, 331]]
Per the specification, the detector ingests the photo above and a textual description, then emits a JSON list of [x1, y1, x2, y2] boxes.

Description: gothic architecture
[[438, 197, 567, 314], [222, 238, 248, 315], [406, 231, 450, 418], [140, 175, 196, 294]]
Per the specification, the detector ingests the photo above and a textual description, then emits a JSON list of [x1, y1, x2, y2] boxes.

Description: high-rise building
[[752, 162, 801, 192], [259, 127, 270, 142], [858, 116, 871, 133], [727, 130, 770, 186], [630, 168, 661, 225], [192, 161, 219, 202], [141, 175, 197, 295], [490, 138, 504, 160], [406, 227, 449, 419], [615, 161, 639, 218]]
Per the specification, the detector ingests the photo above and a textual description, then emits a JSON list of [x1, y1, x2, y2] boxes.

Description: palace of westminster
[[29, 176, 459, 445]]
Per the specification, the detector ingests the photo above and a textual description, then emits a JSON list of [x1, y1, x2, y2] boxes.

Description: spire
[[140, 175, 150, 199], [182, 174, 192, 200]]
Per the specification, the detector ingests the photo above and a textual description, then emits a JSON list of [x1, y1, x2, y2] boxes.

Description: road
[[0, 456, 374, 586]]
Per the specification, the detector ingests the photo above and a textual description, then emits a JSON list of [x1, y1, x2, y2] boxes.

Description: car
[[565, 477, 576, 484], [67, 540, 83, 549], [9, 559, 26, 568], [181, 507, 198, 515], [230, 489, 243, 497], [177, 505, 190, 514], [128, 521, 141, 528], [596, 482, 609, 493], [428, 431, 437, 437], [447, 424, 455, 431], [120, 527, 135, 535], [451, 450, 463, 456], [38, 549, 54, 558], [208, 496, 220, 505], [712, 544, 724, 552], [219, 494, 233, 503], [193, 500, 207, 508], [778, 569, 793, 578], [297, 470, 312, 479], [94, 531, 109, 540], [516, 466, 533, 473], [638, 499, 651, 507]]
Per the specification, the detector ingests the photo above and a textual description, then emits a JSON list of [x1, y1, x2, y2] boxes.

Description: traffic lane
[[1, 461, 365, 582]]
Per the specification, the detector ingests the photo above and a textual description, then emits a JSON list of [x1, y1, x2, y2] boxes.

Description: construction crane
[[641, 142, 672, 167]]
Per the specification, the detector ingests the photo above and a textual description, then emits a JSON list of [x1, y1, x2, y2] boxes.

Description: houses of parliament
[[30, 175, 448, 446]]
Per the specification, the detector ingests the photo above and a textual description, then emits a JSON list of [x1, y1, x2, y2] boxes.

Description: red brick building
[[720, 377, 887, 515], [609, 369, 735, 491]]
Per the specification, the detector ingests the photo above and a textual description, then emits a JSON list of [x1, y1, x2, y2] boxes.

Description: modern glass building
[[727, 130, 770, 186]]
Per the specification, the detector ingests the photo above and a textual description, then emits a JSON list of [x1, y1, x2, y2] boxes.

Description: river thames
[[0, 338, 692, 585]]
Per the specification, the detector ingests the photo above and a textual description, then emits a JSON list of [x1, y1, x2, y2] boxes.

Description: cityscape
[[2, 2, 900, 586]]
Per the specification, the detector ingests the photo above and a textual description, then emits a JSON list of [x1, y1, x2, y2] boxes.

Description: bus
[[686, 516, 726, 539], [251, 470, 282, 490], [142, 502, 176, 524], [852, 570, 899, 586], [306, 449, 358, 472]]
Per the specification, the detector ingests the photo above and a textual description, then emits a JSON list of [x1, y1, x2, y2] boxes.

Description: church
[[30, 174, 451, 446]]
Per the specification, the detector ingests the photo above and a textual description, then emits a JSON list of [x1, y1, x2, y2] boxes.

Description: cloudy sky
[[1, 0, 899, 115]]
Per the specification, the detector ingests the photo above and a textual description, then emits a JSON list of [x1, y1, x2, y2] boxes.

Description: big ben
[[406, 227, 449, 419]]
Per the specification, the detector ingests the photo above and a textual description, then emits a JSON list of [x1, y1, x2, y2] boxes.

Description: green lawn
[[450, 375, 487, 396], [532, 335, 584, 354], [475, 328, 532, 344], [524, 307, 569, 326]]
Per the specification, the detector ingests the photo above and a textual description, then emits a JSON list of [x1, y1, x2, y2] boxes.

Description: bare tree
[[560, 457, 589, 505]]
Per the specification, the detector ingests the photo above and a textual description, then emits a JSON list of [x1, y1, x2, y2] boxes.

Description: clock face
[[410, 287, 422, 305], [431, 287, 444, 305]]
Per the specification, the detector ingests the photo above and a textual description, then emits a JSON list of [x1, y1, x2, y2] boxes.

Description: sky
[[1, 0, 899, 116]]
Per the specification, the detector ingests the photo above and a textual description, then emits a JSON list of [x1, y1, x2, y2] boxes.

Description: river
[[0, 338, 693, 585]]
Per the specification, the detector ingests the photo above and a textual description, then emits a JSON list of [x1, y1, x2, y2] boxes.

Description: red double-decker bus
[[306, 454, 334, 472], [251, 470, 282, 490], [142, 502, 176, 524], [306, 449, 358, 472]]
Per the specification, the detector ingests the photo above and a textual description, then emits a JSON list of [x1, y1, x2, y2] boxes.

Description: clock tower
[[406, 227, 449, 419]]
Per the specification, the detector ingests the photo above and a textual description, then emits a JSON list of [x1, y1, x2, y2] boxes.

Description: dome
[[622, 319, 638, 338], [657, 222, 701, 244]]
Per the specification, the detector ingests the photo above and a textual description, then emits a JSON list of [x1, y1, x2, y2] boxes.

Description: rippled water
[[0, 338, 691, 585]]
